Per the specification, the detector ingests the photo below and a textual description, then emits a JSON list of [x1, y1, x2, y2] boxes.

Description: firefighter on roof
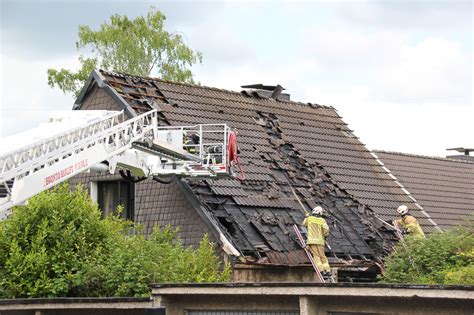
[[302, 206, 331, 278], [393, 205, 426, 239]]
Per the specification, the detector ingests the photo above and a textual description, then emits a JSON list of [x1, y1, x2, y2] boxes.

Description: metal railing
[[157, 123, 229, 170]]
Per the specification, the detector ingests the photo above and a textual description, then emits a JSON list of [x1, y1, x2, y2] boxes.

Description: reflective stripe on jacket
[[184, 139, 197, 153], [395, 215, 425, 239], [303, 215, 329, 245]]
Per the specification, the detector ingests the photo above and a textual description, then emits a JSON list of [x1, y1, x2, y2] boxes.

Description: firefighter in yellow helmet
[[393, 205, 426, 239], [302, 206, 331, 278]]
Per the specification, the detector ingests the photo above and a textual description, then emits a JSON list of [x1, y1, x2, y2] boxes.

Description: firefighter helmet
[[397, 205, 409, 216], [312, 206, 324, 216]]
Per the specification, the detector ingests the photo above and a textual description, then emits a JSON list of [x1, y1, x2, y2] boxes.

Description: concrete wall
[[157, 295, 300, 315], [152, 283, 474, 315], [1, 310, 162, 315], [232, 264, 321, 283], [157, 294, 474, 315], [300, 295, 473, 315], [0, 298, 161, 315]]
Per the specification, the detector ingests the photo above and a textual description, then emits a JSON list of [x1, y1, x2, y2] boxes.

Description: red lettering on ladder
[[43, 159, 88, 187]]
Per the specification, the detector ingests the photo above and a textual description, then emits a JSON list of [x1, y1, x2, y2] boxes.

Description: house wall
[[80, 84, 118, 111], [134, 179, 214, 246], [69, 174, 214, 248]]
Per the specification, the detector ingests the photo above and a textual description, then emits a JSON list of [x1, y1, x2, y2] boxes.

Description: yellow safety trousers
[[308, 244, 330, 273]]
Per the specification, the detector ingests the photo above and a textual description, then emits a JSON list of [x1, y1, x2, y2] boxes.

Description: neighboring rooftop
[[374, 150, 474, 230], [446, 147, 474, 162]]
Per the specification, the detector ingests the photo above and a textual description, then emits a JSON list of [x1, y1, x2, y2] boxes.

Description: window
[[97, 181, 135, 220]]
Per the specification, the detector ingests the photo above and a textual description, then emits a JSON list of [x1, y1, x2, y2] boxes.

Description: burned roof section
[[75, 69, 438, 266], [374, 150, 474, 230]]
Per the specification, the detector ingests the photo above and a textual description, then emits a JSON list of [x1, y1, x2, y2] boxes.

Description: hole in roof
[[217, 216, 236, 236], [218, 109, 224, 114], [299, 121, 305, 126], [172, 102, 179, 108]]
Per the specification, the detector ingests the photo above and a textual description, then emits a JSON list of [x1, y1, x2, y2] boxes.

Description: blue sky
[[1, 0, 472, 156]]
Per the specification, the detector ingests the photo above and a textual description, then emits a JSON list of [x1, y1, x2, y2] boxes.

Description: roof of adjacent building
[[373, 150, 474, 230], [75, 70, 441, 267]]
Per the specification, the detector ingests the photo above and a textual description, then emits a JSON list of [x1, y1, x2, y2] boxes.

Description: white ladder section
[[0, 109, 231, 220]]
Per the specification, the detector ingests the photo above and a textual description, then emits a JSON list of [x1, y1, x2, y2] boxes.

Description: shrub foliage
[[0, 184, 229, 298], [381, 226, 473, 285]]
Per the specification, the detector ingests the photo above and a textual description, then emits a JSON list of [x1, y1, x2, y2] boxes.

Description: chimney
[[241, 84, 290, 101], [446, 147, 474, 161]]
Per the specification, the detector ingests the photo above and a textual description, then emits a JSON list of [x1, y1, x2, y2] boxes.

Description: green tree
[[0, 184, 229, 298], [380, 227, 474, 285], [47, 7, 202, 97]]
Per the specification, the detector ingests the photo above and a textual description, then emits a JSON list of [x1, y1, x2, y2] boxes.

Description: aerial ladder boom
[[0, 109, 237, 220]]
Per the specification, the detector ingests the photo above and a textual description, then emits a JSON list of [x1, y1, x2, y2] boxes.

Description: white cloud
[[377, 38, 471, 104], [194, 58, 320, 93], [303, 85, 474, 157], [0, 54, 78, 137], [187, 24, 256, 66], [335, 1, 472, 31], [301, 28, 406, 70], [299, 29, 473, 157]]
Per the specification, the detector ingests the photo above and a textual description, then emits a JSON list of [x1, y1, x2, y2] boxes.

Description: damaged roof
[[374, 150, 474, 230], [75, 70, 439, 266]]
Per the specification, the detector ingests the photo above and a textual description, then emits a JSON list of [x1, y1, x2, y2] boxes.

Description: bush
[[380, 227, 473, 285], [77, 226, 230, 297], [0, 184, 230, 298]]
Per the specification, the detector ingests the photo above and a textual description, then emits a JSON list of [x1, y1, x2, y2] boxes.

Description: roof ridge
[[99, 69, 334, 109], [101, 69, 244, 96], [373, 150, 474, 165]]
